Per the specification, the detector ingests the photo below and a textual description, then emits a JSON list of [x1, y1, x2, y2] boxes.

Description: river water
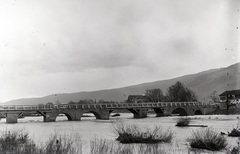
[[0, 113, 240, 153]]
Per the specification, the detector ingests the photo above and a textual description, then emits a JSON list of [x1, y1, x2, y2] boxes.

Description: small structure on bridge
[[219, 89, 240, 104], [127, 95, 149, 103]]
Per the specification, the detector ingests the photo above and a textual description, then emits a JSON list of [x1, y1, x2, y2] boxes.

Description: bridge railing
[[0, 101, 217, 111], [66, 101, 202, 109], [0, 105, 53, 111]]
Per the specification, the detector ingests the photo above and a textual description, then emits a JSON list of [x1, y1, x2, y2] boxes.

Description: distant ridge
[[4, 62, 240, 105]]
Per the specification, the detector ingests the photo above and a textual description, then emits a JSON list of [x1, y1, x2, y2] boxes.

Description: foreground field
[[0, 127, 237, 154], [0, 114, 240, 153]]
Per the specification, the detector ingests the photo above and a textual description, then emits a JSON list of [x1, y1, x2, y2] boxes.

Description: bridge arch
[[109, 109, 148, 119], [153, 108, 164, 117], [194, 110, 203, 115], [109, 109, 137, 117], [81, 110, 102, 120], [55, 112, 73, 121], [171, 108, 188, 116], [108, 110, 124, 118], [127, 109, 139, 115]]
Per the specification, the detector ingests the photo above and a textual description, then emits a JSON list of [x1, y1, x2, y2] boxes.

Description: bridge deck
[[0, 102, 216, 112], [0, 102, 219, 123]]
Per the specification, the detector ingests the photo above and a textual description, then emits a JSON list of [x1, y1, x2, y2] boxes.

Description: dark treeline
[[145, 81, 197, 102], [66, 81, 197, 104]]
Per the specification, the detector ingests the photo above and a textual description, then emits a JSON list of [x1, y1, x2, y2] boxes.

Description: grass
[[175, 117, 191, 126], [0, 129, 35, 154], [0, 129, 82, 154], [187, 127, 228, 151], [90, 137, 189, 154], [111, 120, 174, 144], [42, 133, 82, 154], [230, 137, 240, 153], [0, 126, 235, 154], [90, 137, 114, 154], [0, 129, 188, 154]]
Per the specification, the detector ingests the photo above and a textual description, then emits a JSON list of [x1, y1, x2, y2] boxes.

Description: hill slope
[[4, 62, 240, 105]]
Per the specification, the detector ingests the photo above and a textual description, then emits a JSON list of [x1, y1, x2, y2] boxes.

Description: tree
[[185, 87, 198, 101], [166, 81, 197, 102], [226, 95, 235, 115], [145, 88, 164, 102], [208, 91, 220, 103]]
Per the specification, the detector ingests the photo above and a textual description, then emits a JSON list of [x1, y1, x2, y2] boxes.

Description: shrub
[[90, 137, 187, 154], [176, 117, 191, 126], [111, 121, 174, 144], [187, 128, 227, 151], [230, 137, 240, 154], [90, 137, 114, 154], [228, 119, 240, 137], [0, 129, 82, 154], [0, 129, 36, 154], [228, 128, 240, 137], [0, 128, 188, 154], [40, 132, 83, 154], [43, 134, 75, 154]]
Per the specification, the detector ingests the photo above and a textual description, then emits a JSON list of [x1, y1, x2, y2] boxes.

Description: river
[[0, 113, 239, 153]]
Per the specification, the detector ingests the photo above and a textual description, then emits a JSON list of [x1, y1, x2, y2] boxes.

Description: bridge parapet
[[0, 101, 205, 111], [0, 101, 214, 112], [0, 105, 53, 111]]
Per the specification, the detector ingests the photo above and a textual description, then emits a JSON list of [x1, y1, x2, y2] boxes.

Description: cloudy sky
[[0, 0, 239, 102]]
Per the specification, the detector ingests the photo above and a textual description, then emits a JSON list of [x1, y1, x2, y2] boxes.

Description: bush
[[90, 137, 114, 154], [176, 117, 191, 126], [111, 121, 174, 144], [90, 137, 186, 154], [228, 128, 240, 137], [43, 134, 77, 154], [230, 137, 240, 153], [0, 129, 36, 154], [0, 129, 82, 154], [228, 119, 240, 137], [0, 128, 188, 154], [187, 128, 227, 151]]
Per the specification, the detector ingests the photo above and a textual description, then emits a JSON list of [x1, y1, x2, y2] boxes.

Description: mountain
[[4, 62, 240, 105]]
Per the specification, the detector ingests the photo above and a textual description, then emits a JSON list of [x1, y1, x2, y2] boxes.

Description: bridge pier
[[6, 113, 22, 123], [163, 108, 171, 116], [43, 112, 57, 122], [154, 108, 165, 117], [132, 109, 148, 118], [99, 110, 110, 120], [156, 112, 165, 117]]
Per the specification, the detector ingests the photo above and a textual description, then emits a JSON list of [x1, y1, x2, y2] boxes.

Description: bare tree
[[208, 91, 220, 103], [226, 96, 235, 115], [166, 81, 197, 102], [145, 88, 164, 102]]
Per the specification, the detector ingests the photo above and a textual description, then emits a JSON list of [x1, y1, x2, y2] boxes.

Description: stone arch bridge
[[0, 102, 218, 123]]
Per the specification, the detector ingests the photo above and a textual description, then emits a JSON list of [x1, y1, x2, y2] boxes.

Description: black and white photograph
[[0, 0, 239, 153]]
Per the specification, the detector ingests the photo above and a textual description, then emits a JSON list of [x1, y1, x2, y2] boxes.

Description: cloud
[[0, 0, 239, 102]]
